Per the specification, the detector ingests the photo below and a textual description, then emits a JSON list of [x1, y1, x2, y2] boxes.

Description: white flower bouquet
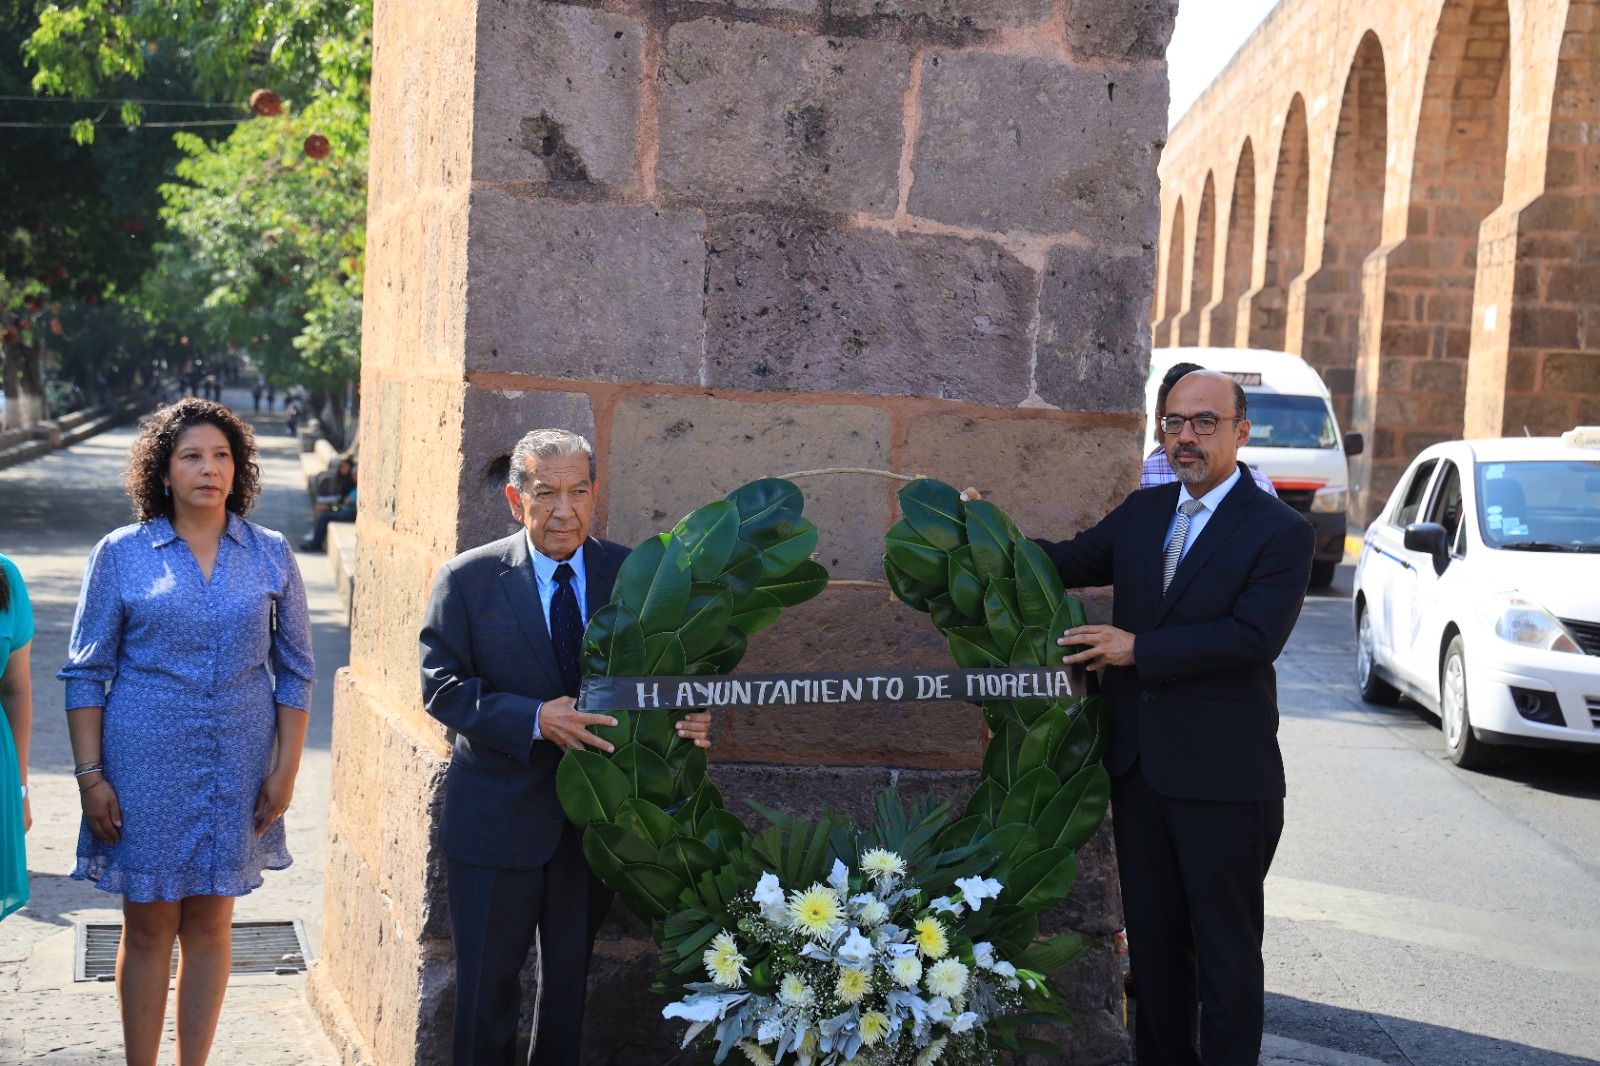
[[655, 796, 1090, 1066]]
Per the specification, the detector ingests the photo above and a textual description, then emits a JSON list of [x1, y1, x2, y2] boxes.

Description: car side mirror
[[1344, 432, 1365, 457], [1404, 522, 1450, 575]]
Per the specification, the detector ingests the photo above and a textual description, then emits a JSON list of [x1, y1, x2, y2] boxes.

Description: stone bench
[[326, 519, 357, 624]]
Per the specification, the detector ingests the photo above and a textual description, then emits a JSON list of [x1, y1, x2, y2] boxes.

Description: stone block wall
[[312, 2, 1170, 1063]]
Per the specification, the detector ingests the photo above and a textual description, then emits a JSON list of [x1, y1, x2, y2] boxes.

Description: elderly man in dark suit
[[420, 428, 712, 1066], [966, 370, 1314, 1066]]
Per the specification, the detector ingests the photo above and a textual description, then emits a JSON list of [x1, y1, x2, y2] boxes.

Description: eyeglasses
[[1160, 415, 1242, 436]]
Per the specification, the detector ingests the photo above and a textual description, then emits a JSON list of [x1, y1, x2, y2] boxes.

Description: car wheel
[[1441, 635, 1493, 769], [1356, 603, 1399, 705], [1309, 559, 1337, 589]]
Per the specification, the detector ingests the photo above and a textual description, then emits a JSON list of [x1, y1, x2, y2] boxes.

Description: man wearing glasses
[[964, 369, 1314, 1066]]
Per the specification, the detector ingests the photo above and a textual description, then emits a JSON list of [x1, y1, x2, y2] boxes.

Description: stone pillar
[[312, 2, 1172, 1063]]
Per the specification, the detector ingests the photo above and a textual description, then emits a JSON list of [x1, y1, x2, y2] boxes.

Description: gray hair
[[508, 429, 596, 492]]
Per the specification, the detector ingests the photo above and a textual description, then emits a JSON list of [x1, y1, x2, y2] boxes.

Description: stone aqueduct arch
[[1153, 0, 1600, 521]]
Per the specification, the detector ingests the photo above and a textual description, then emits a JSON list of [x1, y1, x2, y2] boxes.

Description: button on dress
[[59, 515, 314, 901]]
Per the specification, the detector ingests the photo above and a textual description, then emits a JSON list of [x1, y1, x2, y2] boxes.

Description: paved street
[[0, 390, 344, 1063], [1266, 568, 1600, 1065]]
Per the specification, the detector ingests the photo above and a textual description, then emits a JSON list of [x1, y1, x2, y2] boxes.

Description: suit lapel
[[499, 533, 563, 682], [584, 537, 621, 619], [1156, 466, 1256, 621], [1135, 483, 1181, 620]]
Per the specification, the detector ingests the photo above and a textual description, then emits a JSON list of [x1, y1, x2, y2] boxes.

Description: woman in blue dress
[[61, 398, 314, 1066]]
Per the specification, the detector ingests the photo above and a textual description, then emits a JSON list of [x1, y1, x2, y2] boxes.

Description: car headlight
[[1477, 592, 1582, 653], [1310, 488, 1347, 514]]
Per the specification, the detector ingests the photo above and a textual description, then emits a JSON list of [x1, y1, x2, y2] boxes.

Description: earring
[[164, 486, 170, 497]]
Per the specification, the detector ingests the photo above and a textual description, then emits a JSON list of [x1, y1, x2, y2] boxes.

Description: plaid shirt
[[1141, 448, 1278, 496]]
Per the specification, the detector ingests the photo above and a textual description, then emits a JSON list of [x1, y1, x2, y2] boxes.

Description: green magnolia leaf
[[615, 862, 689, 919], [717, 543, 767, 601], [984, 910, 1042, 959], [981, 718, 1025, 790], [997, 766, 1061, 827], [758, 559, 830, 608], [965, 778, 1007, 822], [963, 500, 1017, 583], [592, 709, 635, 751], [999, 848, 1078, 912], [642, 631, 688, 676], [613, 533, 694, 636], [1046, 595, 1090, 653], [898, 478, 966, 552], [927, 593, 978, 633], [884, 519, 948, 587], [979, 823, 1039, 881], [674, 777, 725, 830], [884, 559, 940, 613], [675, 500, 741, 582], [729, 588, 783, 636], [635, 704, 677, 754], [660, 837, 721, 887], [947, 545, 985, 620], [612, 743, 676, 808], [757, 519, 820, 583], [1016, 703, 1072, 775], [695, 808, 748, 856], [615, 797, 683, 849], [679, 583, 735, 661], [727, 479, 806, 548], [1052, 703, 1099, 780], [1036, 763, 1110, 852], [556, 749, 632, 828], [693, 627, 748, 675], [983, 578, 1023, 657], [665, 739, 708, 797], [584, 821, 661, 879], [1013, 537, 1064, 628], [1010, 626, 1054, 669], [582, 602, 648, 677], [1015, 932, 1090, 975], [946, 626, 1006, 668]]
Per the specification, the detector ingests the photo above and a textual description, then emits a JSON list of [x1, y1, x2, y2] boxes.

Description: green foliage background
[[2, 0, 370, 412]]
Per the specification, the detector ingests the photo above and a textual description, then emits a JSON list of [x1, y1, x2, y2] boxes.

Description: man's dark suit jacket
[[419, 532, 629, 870], [1036, 464, 1314, 802]]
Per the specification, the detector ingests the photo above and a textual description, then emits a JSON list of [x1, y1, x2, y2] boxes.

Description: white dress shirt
[[1162, 464, 1243, 565]]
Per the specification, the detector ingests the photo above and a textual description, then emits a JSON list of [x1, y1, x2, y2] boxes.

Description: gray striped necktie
[[1162, 499, 1206, 594]]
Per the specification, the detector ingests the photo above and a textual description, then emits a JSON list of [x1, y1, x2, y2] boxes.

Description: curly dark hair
[[126, 398, 262, 521]]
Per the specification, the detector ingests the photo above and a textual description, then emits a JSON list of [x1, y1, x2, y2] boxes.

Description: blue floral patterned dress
[[59, 514, 314, 901]]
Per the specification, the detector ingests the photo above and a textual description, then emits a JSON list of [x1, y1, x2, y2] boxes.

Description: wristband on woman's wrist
[[80, 778, 108, 795]]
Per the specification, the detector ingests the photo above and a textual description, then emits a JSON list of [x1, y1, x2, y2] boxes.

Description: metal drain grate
[[74, 920, 312, 982]]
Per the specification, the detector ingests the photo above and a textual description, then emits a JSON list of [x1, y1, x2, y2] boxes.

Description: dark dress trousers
[[420, 532, 628, 1066], [1036, 465, 1314, 1066]]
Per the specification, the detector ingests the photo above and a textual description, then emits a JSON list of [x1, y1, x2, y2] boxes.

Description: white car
[[1352, 429, 1600, 767]]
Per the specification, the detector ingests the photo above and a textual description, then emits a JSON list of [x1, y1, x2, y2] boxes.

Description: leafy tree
[[16, 0, 371, 443]]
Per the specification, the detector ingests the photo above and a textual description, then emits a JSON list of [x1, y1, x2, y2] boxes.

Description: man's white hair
[[508, 429, 595, 492]]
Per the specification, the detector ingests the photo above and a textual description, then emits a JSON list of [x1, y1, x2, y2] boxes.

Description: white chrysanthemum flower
[[890, 955, 923, 988], [739, 1040, 776, 1066], [914, 1037, 948, 1066], [835, 966, 871, 1004], [859, 848, 907, 883], [754, 872, 787, 920], [859, 1010, 891, 1046], [954, 875, 1003, 911], [778, 972, 815, 1007], [838, 928, 875, 964], [971, 941, 995, 970], [703, 931, 748, 988], [914, 917, 949, 959], [787, 883, 845, 939], [924, 958, 970, 999]]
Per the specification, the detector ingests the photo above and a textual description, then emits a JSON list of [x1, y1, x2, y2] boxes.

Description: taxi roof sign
[[1561, 426, 1600, 448]]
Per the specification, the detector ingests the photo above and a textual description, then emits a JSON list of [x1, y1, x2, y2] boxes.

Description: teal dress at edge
[[0, 553, 34, 920]]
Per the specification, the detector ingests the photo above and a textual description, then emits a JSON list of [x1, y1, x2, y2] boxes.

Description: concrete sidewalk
[[0, 388, 346, 1064]]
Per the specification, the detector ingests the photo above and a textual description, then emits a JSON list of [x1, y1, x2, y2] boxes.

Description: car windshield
[[1475, 459, 1600, 550], [1244, 394, 1338, 448]]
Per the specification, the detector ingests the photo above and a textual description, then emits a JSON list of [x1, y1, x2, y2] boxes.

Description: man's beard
[[1168, 445, 1209, 486]]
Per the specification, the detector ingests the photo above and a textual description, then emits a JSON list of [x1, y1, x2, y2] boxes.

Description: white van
[[1148, 348, 1365, 588]]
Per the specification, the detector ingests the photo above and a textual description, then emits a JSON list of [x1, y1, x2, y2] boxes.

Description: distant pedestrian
[[251, 377, 263, 412], [59, 398, 314, 1066], [266, 384, 276, 412], [0, 553, 34, 922], [284, 398, 300, 438]]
